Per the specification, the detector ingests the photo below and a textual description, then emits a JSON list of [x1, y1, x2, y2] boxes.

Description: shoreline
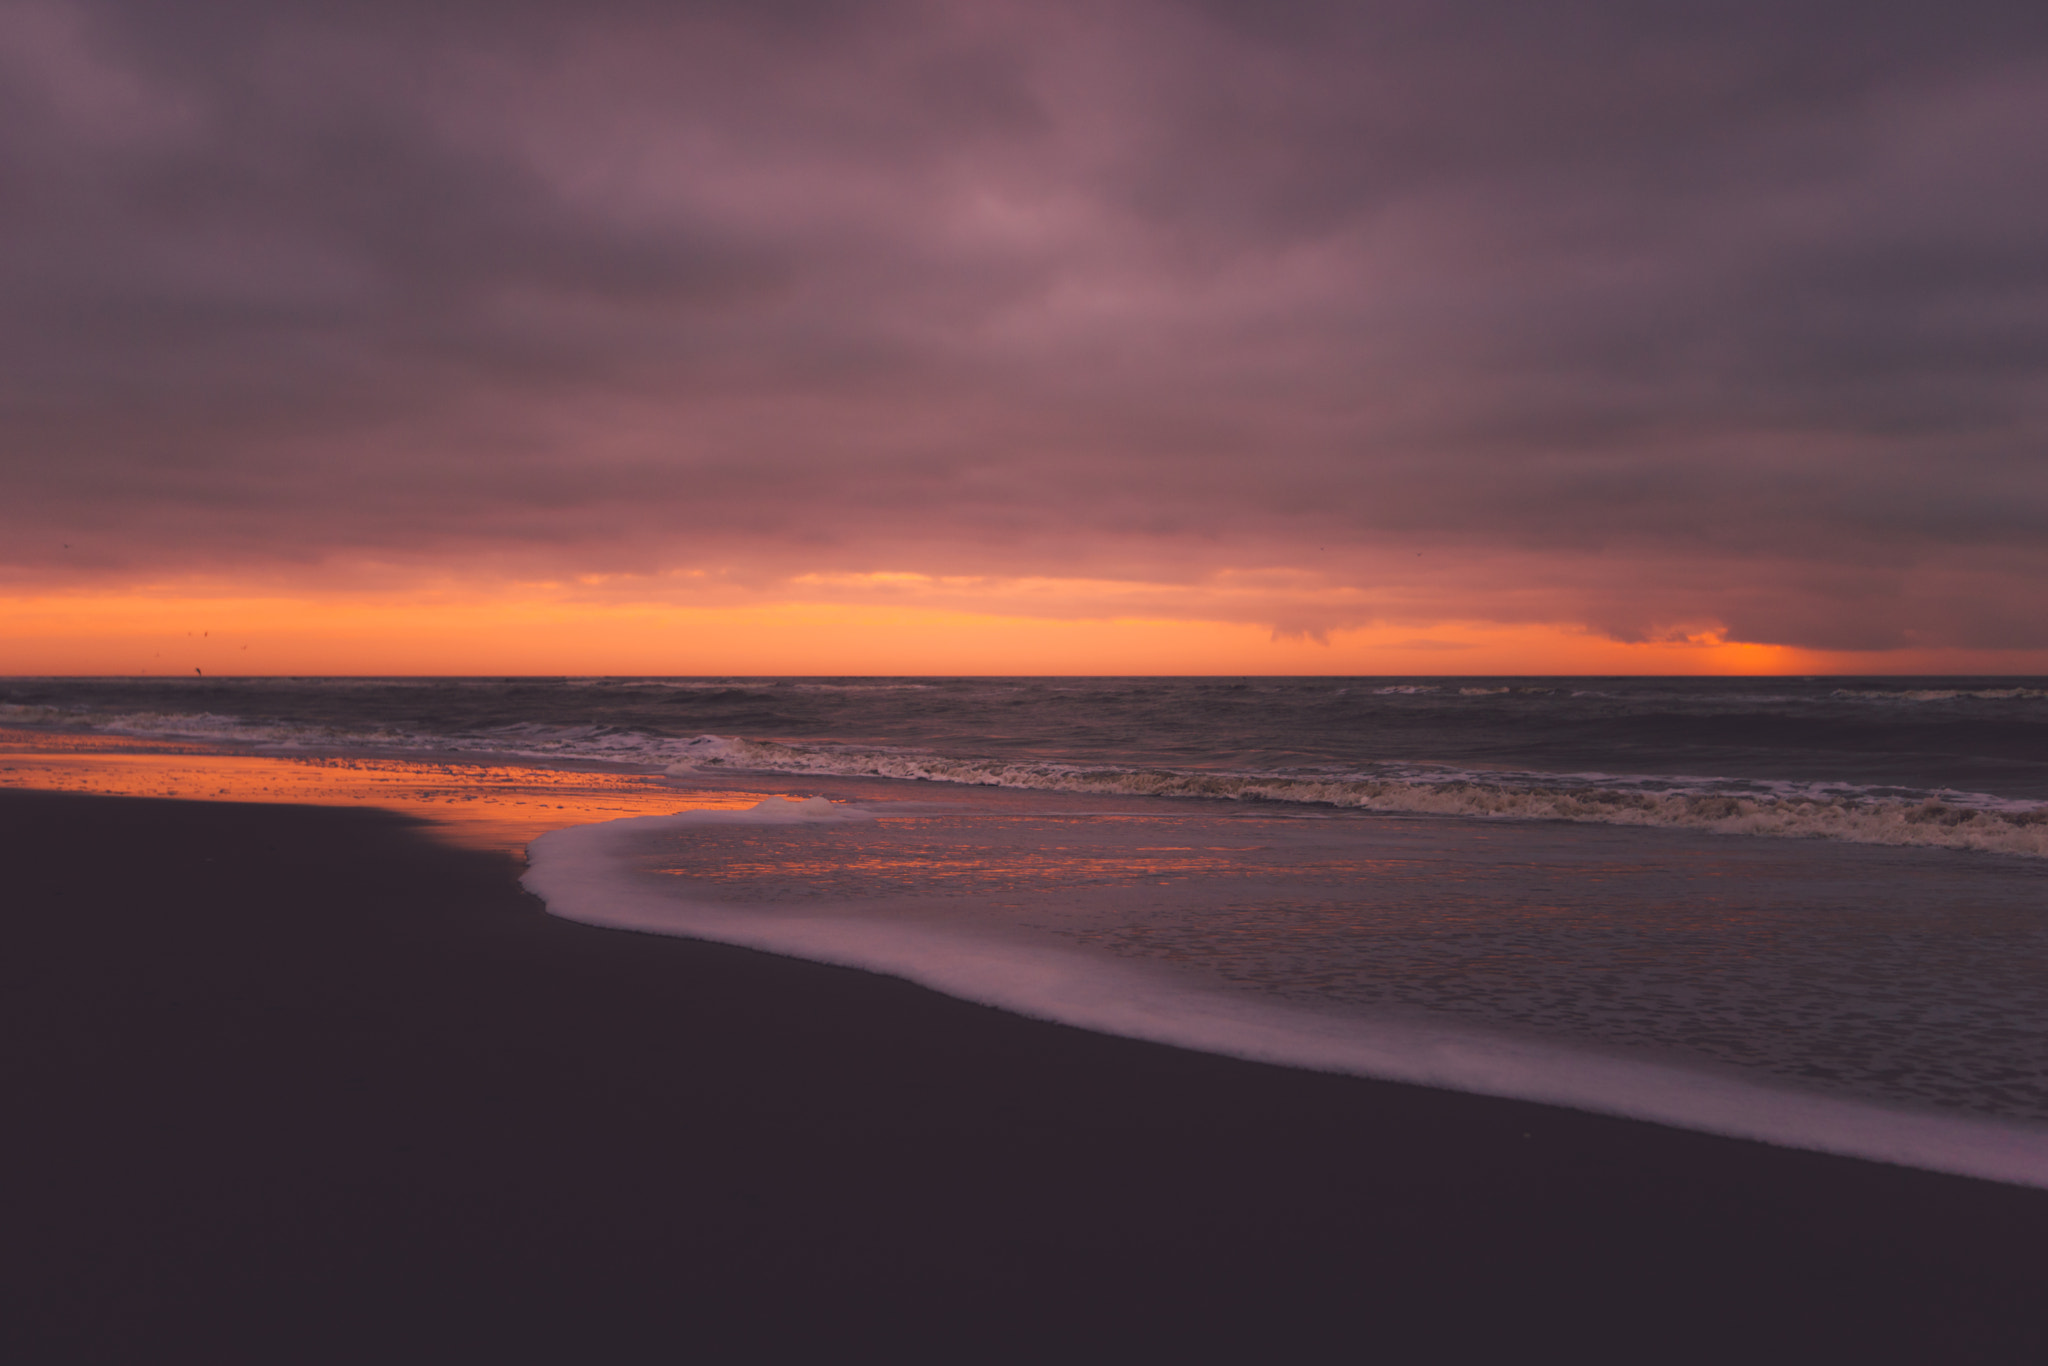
[[528, 805, 2048, 1191], [5, 787, 2047, 1358]]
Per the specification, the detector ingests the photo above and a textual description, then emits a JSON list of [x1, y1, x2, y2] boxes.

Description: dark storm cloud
[[4, 0, 2046, 649]]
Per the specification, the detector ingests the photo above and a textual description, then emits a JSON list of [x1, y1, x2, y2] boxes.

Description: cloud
[[3, 0, 2046, 653]]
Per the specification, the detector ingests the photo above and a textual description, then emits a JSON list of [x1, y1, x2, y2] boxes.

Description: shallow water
[[618, 783, 2048, 1127], [0, 726, 768, 849]]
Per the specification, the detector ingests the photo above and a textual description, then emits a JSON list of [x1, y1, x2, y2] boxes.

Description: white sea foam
[[525, 807, 2048, 1190], [1831, 687, 2048, 703], [665, 735, 2048, 859], [690, 794, 875, 824]]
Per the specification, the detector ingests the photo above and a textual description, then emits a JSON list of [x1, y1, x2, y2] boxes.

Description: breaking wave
[[667, 735, 2048, 859], [1830, 687, 2048, 703]]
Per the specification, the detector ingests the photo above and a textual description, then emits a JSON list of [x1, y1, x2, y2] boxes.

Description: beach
[[14, 0, 2048, 1351], [5, 785, 2046, 1361]]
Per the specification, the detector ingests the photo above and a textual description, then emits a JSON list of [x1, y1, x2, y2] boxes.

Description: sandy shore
[[4, 787, 2045, 1361]]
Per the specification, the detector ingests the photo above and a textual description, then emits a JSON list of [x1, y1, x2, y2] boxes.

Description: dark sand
[[5, 789, 2046, 1362]]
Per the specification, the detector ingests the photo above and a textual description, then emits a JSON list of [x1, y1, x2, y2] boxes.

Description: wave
[[0, 703, 686, 762], [666, 735, 2048, 859], [1829, 687, 2048, 703], [1370, 684, 2048, 705], [525, 804, 2048, 1189]]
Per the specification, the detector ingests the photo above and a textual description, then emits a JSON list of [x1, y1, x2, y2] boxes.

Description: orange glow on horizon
[[2, 588, 2044, 677]]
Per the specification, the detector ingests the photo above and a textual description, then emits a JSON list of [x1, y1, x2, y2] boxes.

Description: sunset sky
[[4, 0, 2045, 675]]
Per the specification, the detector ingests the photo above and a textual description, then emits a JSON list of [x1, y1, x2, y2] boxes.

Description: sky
[[4, 0, 2045, 675]]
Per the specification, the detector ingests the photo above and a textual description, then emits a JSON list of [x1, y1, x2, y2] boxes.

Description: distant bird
[[194, 668, 202, 676]]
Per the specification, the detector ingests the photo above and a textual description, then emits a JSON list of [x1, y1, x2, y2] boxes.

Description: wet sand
[[4, 787, 2046, 1361]]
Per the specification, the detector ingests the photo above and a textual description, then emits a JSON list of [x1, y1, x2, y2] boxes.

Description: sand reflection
[[0, 727, 767, 852]]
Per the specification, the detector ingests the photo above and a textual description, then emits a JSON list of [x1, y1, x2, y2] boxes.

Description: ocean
[[5, 675, 2045, 1186]]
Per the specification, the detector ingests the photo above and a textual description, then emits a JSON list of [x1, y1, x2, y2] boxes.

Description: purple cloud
[[3, 0, 2045, 650]]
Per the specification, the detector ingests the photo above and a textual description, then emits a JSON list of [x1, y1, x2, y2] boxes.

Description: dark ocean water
[[9, 675, 2048, 783], [8, 675, 2047, 1183]]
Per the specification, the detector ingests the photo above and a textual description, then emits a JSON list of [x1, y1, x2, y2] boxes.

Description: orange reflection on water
[[646, 815, 1449, 905], [0, 727, 767, 853], [661, 846, 1255, 891]]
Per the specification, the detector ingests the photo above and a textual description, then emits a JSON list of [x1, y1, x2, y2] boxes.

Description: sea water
[[6, 676, 2046, 1184]]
